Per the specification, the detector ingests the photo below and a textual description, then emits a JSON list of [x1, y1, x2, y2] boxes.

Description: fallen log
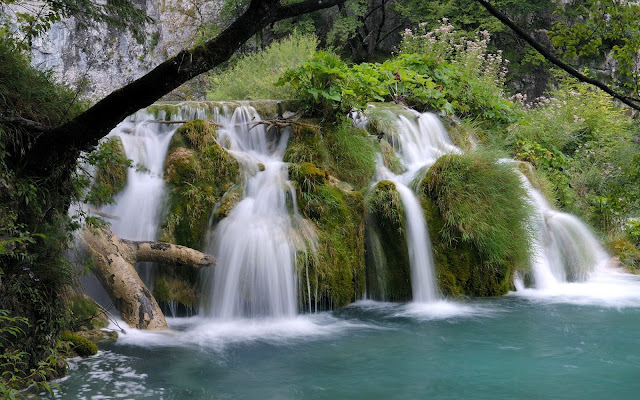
[[80, 226, 215, 330]]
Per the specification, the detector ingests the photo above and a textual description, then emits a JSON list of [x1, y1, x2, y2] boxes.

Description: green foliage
[[208, 31, 318, 100], [58, 331, 98, 357], [550, 0, 640, 97], [67, 294, 107, 331], [507, 78, 640, 231], [1, 310, 64, 397], [161, 120, 239, 248], [423, 151, 532, 295], [83, 136, 131, 206], [606, 232, 640, 274], [280, 22, 518, 126]]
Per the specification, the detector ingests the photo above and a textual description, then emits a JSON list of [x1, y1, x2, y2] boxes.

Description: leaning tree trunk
[[80, 226, 215, 330]]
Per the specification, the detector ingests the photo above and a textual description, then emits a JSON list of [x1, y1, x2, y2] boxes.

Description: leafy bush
[[508, 78, 640, 231], [208, 31, 317, 100], [279, 22, 517, 125]]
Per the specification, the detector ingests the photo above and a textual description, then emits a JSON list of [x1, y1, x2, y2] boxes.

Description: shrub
[[508, 78, 640, 231]]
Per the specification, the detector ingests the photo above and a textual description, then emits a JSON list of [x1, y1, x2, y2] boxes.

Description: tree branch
[[26, 0, 346, 172], [475, 0, 640, 111]]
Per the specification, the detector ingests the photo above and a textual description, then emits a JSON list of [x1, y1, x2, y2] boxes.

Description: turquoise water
[[56, 276, 640, 400]]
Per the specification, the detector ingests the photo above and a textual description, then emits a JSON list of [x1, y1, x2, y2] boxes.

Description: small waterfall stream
[[370, 106, 461, 302], [515, 169, 610, 289], [201, 106, 309, 320]]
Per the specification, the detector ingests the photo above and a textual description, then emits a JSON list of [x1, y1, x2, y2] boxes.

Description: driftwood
[[80, 226, 215, 330]]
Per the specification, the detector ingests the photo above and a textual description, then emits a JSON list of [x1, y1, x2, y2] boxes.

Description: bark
[[80, 226, 214, 330], [25, 0, 346, 173], [475, 0, 640, 112]]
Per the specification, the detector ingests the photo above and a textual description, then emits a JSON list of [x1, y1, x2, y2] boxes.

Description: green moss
[[294, 167, 366, 310], [364, 180, 412, 301], [153, 275, 199, 307], [606, 233, 640, 274], [68, 294, 108, 331], [59, 330, 98, 357], [380, 140, 405, 175], [88, 136, 129, 206], [421, 151, 533, 296], [284, 123, 330, 166], [322, 121, 378, 189], [172, 119, 217, 152], [161, 121, 239, 249]]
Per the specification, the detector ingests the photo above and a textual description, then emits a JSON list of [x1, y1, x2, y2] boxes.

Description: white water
[[201, 106, 311, 320], [371, 106, 461, 302], [514, 169, 610, 290]]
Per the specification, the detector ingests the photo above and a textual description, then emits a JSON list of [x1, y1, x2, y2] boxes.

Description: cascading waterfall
[[201, 106, 312, 320], [514, 168, 610, 289], [370, 106, 462, 302]]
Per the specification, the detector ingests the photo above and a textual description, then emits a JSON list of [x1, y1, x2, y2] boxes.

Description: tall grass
[[424, 151, 532, 269], [208, 31, 317, 100]]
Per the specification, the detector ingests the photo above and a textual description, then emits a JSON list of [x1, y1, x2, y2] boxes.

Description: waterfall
[[201, 106, 310, 320], [515, 167, 610, 289], [370, 106, 461, 302]]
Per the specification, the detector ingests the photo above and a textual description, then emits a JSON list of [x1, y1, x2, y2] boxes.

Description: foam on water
[[511, 267, 640, 308], [110, 314, 376, 351]]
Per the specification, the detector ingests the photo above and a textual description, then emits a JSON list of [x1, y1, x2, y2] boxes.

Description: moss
[[172, 119, 217, 152], [59, 330, 98, 357], [294, 168, 366, 310], [153, 275, 199, 307], [606, 233, 640, 274], [364, 180, 413, 301], [89, 136, 128, 206], [284, 123, 330, 166], [161, 121, 239, 249], [380, 140, 405, 175], [421, 151, 533, 296], [322, 121, 378, 189], [68, 294, 108, 331]]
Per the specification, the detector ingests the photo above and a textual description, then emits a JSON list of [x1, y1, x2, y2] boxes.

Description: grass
[[208, 31, 317, 100]]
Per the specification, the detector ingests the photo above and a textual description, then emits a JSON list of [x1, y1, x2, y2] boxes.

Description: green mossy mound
[[59, 330, 98, 357], [292, 162, 366, 310], [152, 265, 200, 308], [88, 136, 128, 206], [285, 120, 378, 191], [364, 180, 412, 301], [422, 151, 533, 296], [161, 119, 239, 249], [67, 294, 108, 331]]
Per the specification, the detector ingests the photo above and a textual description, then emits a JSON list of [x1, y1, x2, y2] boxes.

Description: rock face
[[25, 0, 222, 100]]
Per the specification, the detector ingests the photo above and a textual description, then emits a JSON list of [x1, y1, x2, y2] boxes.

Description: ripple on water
[[53, 351, 164, 399]]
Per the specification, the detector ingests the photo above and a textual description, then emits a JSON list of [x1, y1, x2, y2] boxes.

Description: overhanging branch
[[26, 0, 346, 171], [475, 0, 640, 112]]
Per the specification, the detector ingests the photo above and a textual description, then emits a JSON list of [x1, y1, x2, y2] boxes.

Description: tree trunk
[[80, 226, 214, 330]]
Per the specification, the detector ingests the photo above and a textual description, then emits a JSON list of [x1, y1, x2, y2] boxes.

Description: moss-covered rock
[[88, 136, 129, 206], [292, 163, 366, 310], [59, 330, 98, 357], [364, 180, 412, 301], [67, 293, 108, 331], [161, 119, 239, 249], [421, 151, 533, 296]]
